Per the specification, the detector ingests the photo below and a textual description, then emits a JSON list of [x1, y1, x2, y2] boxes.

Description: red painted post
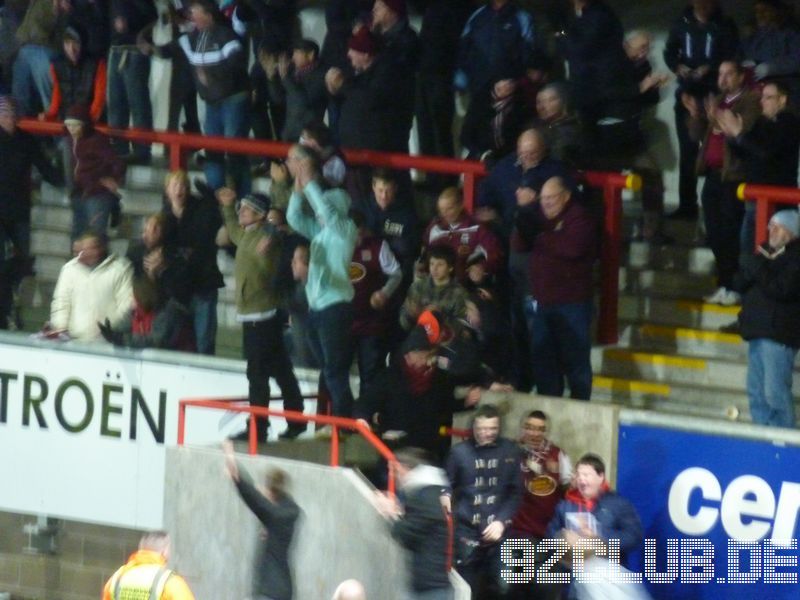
[[177, 402, 186, 446], [463, 173, 477, 213], [330, 426, 340, 467], [387, 461, 396, 497], [248, 417, 257, 455], [169, 142, 187, 171], [598, 183, 622, 345]]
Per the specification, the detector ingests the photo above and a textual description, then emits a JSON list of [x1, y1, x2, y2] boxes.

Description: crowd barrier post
[[737, 183, 800, 247]]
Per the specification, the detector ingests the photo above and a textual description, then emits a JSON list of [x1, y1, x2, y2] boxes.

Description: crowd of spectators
[[0, 2, 798, 439], [1, 2, 799, 597]]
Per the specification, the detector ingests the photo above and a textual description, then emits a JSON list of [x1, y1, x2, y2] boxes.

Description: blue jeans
[[190, 289, 218, 355], [747, 338, 797, 428], [71, 192, 117, 240], [203, 91, 251, 197], [12, 44, 55, 116], [107, 47, 153, 160], [525, 298, 593, 400], [307, 302, 354, 417]]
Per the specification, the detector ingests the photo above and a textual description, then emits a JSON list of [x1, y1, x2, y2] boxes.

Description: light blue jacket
[[287, 180, 357, 311]]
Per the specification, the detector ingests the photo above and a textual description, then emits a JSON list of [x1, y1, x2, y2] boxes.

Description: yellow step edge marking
[[605, 349, 707, 370], [593, 376, 671, 396], [676, 300, 741, 316], [639, 324, 742, 344]]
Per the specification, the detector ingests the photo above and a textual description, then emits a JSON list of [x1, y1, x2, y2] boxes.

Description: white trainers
[[704, 287, 727, 304], [704, 287, 741, 306], [718, 289, 741, 306]]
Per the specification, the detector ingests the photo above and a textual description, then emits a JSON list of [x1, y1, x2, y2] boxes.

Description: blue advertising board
[[617, 424, 800, 599]]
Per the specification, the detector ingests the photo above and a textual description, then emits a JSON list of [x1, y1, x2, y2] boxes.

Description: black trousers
[[243, 316, 304, 439], [701, 171, 744, 289], [675, 101, 700, 211]]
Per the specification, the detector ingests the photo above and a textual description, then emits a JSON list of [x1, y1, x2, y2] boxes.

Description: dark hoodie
[[546, 483, 643, 567], [67, 105, 126, 198], [663, 3, 739, 98], [391, 465, 452, 592]]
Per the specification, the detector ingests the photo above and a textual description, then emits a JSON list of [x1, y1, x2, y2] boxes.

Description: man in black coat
[[268, 38, 327, 142], [717, 80, 800, 257], [326, 27, 406, 202], [444, 404, 522, 598], [735, 210, 800, 428], [663, 0, 739, 219], [223, 440, 301, 600], [374, 447, 454, 600], [357, 325, 480, 461], [0, 94, 62, 326]]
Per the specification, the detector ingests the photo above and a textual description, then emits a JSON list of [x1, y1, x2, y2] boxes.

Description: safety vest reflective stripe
[[110, 564, 173, 600]]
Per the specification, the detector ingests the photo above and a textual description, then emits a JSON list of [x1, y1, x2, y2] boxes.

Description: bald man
[[515, 176, 598, 400]]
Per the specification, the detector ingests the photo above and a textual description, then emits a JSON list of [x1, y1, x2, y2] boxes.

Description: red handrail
[[737, 183, 800, 247], [18, 118, 636, 343], [178, 397, 398, 495]]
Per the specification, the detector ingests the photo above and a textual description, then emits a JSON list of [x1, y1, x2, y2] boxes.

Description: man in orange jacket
[[102, 531, 195, 600]]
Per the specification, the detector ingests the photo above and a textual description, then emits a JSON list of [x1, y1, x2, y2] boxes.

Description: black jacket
[[162, 195, 225, 294], [559, 0, 629, 119], [68, 0, 110, 58], [234, 0, 297, 53], [456, 1, 536, 94], [392, 465, 452, 592], [126, 242, 192, 307], [418, 0, 473, 81], [235, 467, 300, 600], [663, 5, 739, 97], [268, 62, 327, 142], [339, 56, 407, 152], [0, 129, 62, 222], [357, 355, 468, 460], [445, 436, 522, 539], [460, 87, 528, 162], [736, 240, 800, 348], [179, 24, 249, 103], [109, 0, 157, 46], [730, 111, 800, 187]]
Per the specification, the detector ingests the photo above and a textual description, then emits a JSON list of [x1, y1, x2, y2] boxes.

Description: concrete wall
[[0, 511, 139, 600], [163, 446, 470, 600], [455, 392, 621, 483]]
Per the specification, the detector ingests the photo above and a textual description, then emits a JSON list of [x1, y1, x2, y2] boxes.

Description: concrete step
[[593, 347, 800, 393], [591, 375, 752, 421], [618, 322, 745, 359], [618, 267, 716, 296], [618, 294, 741, 330], [126, 162, 272, 195], [623, 241, 716, 275]]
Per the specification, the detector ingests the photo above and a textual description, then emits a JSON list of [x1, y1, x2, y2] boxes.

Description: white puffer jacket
[[50, 253, 134, 341]]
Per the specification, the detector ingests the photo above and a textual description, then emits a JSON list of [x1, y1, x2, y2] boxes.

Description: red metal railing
[[18, 119, 638, 344], [737, 183, 800, 246], [177, 396, 398, 495]]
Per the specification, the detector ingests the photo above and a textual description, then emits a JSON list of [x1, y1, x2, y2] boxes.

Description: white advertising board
[[0, 334, 317, 529]]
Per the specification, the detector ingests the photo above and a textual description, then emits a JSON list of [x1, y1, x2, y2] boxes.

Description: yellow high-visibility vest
[[109, 564, 174, 600]]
